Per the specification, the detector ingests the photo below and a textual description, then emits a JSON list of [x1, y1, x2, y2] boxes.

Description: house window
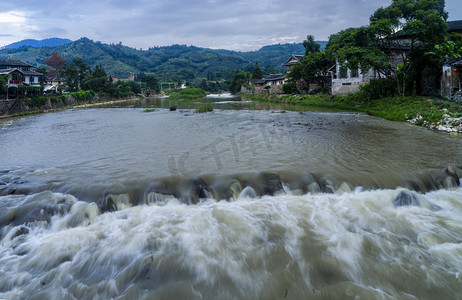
[[340, 68, 348, 79], [12, 73, 21, 84]]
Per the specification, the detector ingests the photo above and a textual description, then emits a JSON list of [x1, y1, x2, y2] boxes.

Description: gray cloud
[[1, 0, 460, 50]]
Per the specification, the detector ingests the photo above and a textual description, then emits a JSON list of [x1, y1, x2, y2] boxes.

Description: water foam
[[1, 187, 462, 299]]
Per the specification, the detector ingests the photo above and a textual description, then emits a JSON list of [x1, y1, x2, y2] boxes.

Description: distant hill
[[0, 38, 324, 80], [4, 38, 73, 49]]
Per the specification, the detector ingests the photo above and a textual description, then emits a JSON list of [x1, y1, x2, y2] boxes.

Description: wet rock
[[262, 173, 284, 195], [238, 186, 257, 199], [445, 166, 460, 186], [13, 226, 29, 238], [393, 191, 420, 207]]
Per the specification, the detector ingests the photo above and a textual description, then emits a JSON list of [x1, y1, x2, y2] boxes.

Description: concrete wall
[[331, 61, 378, 95], [331, 80, 369, 96]]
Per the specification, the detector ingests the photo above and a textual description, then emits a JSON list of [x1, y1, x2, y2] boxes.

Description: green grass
[[143, 108, 156, 112], [10, 110, 45, 117], [195, 103, 213, 113], [244, 93, 462, 127], [169, 88, 206, 100]]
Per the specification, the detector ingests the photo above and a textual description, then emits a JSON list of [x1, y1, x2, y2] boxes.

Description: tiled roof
[[282, 54, 304, 66], [0, 59, 33, 68], [250, 74, 286, 84], [0, 68, 42, 76], [448, 20, 462, 32]]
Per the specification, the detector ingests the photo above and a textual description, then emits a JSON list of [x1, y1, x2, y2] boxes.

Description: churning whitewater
[[1, 106, 462, 299]]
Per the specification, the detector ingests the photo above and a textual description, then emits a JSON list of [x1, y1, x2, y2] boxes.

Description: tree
[[251, 62, 263, 79], [229, 71, 250, 94], [327, 27, 390, 76], [303, 35, 320, 55], [62, 58, 91, 91], [289, 50, 335, 92], [368, 0, 448, 95], [0, 74, 10, 95], [327, 0, 448, 96], [140, 74, 160, 93], [81, 64, 109, 92], [44, 51, 67, 78]]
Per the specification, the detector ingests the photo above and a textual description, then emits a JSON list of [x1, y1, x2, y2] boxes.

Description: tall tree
[[82, 64, 109, 92], [289, 50, 335, 92], [229, 71, 250, 94], [44, 51, 67, 78], [62, 58, 91, 91], [252, 62, 263, 79], [303, 35, 320, 55], [327, 0, 448, 96], [369, 0, 448, 95]]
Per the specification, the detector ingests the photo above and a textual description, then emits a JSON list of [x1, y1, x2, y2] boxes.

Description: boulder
[[393, 191, 420, 207]]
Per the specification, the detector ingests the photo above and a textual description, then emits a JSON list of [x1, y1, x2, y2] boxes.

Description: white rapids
[[1, 186, 462, 299]]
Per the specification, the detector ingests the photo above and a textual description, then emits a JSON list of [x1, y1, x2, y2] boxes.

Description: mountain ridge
[[3, 38, 74, 49], [0, 37, 325, 80]]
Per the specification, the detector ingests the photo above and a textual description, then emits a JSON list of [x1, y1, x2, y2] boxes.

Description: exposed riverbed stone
[[393, 191, 420, 207]]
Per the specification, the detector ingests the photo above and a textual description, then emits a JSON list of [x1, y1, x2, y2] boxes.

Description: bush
[[282, 82, 299, 94], [195, 103, 213, 113], [170, 88, 206, 100], [308, 88, 323, 95], [358, 78, 397, 102], [69, 90, 95, 102], [26, 96, 47, 108]]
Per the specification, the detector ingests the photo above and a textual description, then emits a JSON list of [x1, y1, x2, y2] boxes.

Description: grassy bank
[[168, 88, 206, 100], [244, 93, 462, 128]]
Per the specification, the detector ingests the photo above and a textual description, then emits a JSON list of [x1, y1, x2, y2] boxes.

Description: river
[[0, 95, 461, 299]]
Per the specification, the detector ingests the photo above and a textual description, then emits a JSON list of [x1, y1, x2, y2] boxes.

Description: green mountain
[[0, 37, 321, 81], [3, 38, 73, 49]]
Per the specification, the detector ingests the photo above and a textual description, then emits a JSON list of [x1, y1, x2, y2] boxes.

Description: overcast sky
[[0, 0, 461, 51]]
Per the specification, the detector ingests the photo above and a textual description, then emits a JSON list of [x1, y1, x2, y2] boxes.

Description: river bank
[[243, 94, 462, 134], [0, 93, 143, 120]]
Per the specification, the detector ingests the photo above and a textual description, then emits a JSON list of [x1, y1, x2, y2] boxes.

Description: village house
[[241, 74, 286, 94], [43, 77, 66, 93], [440, 20, 462, 99], [282, 54, 304, 72], [0, 59, 42, 87]]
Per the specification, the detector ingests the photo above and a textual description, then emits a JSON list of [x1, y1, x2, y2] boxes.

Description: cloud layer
[[1, 0, 461, 51]]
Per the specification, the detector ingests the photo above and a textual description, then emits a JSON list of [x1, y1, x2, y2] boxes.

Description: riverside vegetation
[[244, 78, 462, 133]]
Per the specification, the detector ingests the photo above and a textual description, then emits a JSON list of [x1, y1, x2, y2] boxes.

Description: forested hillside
[[2, 38, 73, 49], [0, 38, 318, 81]]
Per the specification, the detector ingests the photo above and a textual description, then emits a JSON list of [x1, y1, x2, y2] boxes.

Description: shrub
[[195, 103, 213, 113], [282, 82, 299, 94], [26, 96, 47, 108], [308, 88, 323, 95], [69, 90, 95, 102], [170, 88, 206, 100], [358, 78, 397, 102]]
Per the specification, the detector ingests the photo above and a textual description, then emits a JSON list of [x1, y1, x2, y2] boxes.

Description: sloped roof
[[250, 74, 286, 85], [0, 68, 42, 76], [282, 54, 304, 66], [0, 59, 33, 68], [263, 74, 285, 81], [448, 20, 462, 32]]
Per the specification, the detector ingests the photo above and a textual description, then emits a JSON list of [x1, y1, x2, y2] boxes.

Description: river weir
[[1, 100, 462, 299]]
